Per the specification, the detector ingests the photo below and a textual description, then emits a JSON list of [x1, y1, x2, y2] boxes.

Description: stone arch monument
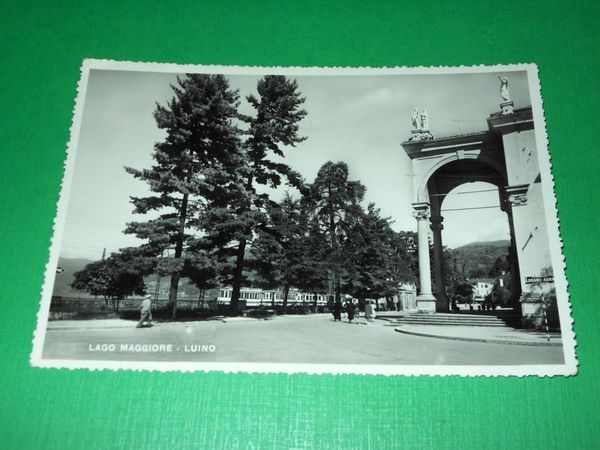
[[402, 88, 554, 326]]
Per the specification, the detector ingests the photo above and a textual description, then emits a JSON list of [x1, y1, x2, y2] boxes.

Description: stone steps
[[381, 313, 518, 328]]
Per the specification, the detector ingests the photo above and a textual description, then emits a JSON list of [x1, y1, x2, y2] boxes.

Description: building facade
[[471, 279, 495, 301]]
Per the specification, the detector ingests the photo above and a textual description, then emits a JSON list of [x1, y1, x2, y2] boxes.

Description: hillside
[[448, 240, 510, 280], [52, 257, 94, 296], [452, 240, 510, 250]]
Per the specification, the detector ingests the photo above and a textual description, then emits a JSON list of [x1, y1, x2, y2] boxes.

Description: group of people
[[136, 294, 380, 328], [331, 298, 377, 324], [449, 298, 498, 312]]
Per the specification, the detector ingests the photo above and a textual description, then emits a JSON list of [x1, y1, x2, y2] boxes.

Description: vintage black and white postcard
[[31, 60, 577, 376]]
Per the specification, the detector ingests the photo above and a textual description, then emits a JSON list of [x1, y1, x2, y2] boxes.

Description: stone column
[[430, 216, 448, 312], [506, 184, 530, 316], [413, 203, 437, 312]]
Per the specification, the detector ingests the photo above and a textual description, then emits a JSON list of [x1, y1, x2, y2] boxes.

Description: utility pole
[[153, 248, 170, 302], [95, 248, 106, 302]]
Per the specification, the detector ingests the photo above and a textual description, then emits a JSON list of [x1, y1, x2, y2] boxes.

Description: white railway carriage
[[217, 287, 329, 307]]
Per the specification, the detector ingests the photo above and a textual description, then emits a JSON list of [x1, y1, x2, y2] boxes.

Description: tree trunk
[[169, 193, 189, 320], [282, 284, 290, 314], [335, 277, 341, 304], [197, 289, 204, 309], [327, 183, 341, 303], [230, 238, 246, 315], [169, 273, 181, 318], [229, 175, 254, 315]]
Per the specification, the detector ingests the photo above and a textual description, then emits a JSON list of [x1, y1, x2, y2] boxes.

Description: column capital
[[505, 184, 528, 207], [412, 202, 430, 220]]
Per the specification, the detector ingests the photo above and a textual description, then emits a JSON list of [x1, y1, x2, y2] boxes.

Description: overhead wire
[[429, 188, 499, 197], [441, 205, 501, 212]]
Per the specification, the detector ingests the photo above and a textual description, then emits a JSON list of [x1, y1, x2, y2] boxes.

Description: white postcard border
[[30, 59, 578, 376]]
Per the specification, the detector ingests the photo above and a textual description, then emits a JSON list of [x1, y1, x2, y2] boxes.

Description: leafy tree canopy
[[71, 252, 146, 300]]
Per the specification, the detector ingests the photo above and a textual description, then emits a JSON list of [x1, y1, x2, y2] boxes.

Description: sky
[[59, 68, 531, 260]]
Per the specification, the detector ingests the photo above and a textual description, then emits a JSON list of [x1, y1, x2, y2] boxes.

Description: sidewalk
[[45, 313, 327, 331], [47, 319, 138, 331], [395, 324, 563, 347]]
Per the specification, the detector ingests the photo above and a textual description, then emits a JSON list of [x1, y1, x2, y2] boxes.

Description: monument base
[[416, 294, 437, 313], [435, 293, 449, 313], [519, 293, 560, 330], [500, 100, 514, 115], [409, 129, 434, 141]]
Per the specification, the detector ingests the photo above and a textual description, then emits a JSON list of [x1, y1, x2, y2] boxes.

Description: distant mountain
[[53, 257, 209, 300], [52, 257, 95, 297], [452, 240, 510, 250], [448, 240, 510, 280]]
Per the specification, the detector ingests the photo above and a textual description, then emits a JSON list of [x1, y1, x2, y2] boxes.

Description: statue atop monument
[[420, 109, 429, 131], [411, 108, 420, 130], [498, 76, 514, 115], [498, 76, 510, 101], [408, 107, 433, 141]]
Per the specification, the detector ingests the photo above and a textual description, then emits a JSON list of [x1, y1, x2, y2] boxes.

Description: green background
[[1, 0, 599, 448]]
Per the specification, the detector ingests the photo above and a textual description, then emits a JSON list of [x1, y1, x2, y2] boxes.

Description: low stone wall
[[49, 296, 216, 316], [48, 296, 324, 320]]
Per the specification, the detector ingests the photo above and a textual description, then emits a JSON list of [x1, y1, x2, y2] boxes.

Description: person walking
[[346, 299, 355, 323], [333, 300, 342, 321], [136, 294, 153, 328], [365, 300, 375, 325]]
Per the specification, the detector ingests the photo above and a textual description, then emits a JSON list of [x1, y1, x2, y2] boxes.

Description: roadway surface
[[42, 314, 564, 365]]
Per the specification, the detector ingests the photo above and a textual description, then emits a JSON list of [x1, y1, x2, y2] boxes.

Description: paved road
[[42, 314, 564, 365]]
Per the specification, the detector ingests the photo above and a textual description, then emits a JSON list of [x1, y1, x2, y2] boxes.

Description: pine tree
[[247, 230, 285, 309], [293, 218, 330, 311], [306, 161, 366, 302], [249, 193, 308, 312], [202, 75, 307, 314], [124, 74, 246, 319]]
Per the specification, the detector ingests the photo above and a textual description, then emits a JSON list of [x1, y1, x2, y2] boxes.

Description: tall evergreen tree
[[293, 219, 331, 311], [124, 74, 246, 318], [202, 75, 307, 313], [247, 231, 285, 309], [249, 193, 307, 312], [306, 161, 365, 302]]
